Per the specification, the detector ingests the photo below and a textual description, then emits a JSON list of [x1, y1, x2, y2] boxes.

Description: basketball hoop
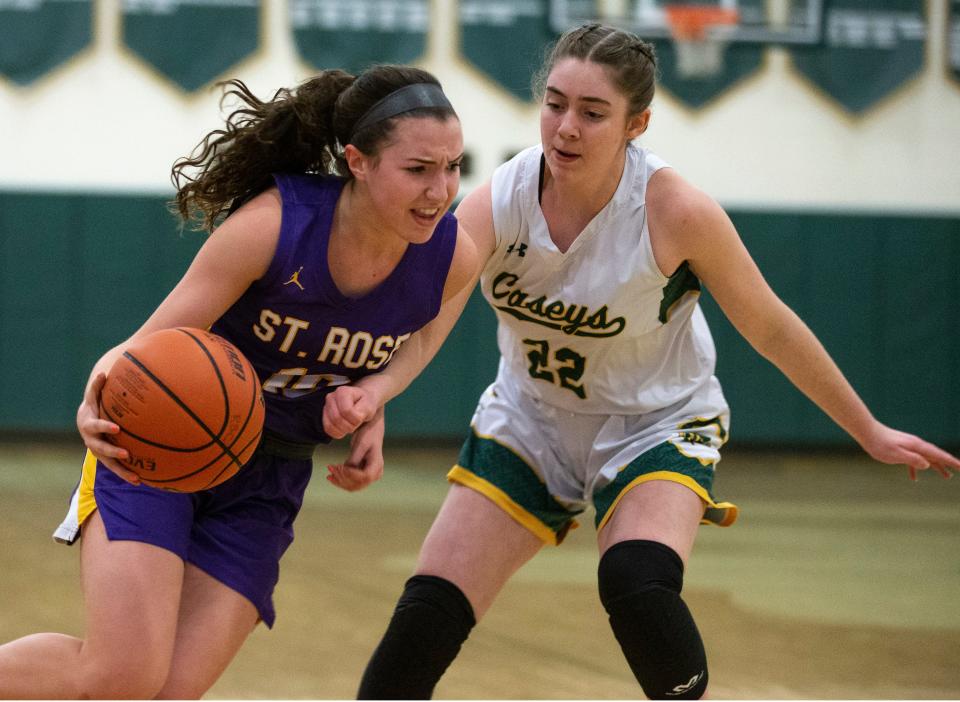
[[664, 5, 740, 78]]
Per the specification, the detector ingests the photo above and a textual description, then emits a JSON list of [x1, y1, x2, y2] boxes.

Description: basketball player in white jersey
[[327, 23, 960, 700]]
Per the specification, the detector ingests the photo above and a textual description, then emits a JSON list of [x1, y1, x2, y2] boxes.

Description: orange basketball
[[99, 327, 265, 492]]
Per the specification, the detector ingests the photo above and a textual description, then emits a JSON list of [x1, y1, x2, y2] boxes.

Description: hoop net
[[664, 5, 740, 78]]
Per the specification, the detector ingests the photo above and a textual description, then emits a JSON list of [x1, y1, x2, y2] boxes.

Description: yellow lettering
[[343, 331, 373, 369], [253, 309, 281, 342], [385, 332, 411, 364], [317, 327, 350, 364], [366, 336, 395, 369], [279, 316, 310, 353]]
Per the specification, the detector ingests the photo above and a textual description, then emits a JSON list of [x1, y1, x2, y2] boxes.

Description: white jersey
[[483, 142, 721, 415]]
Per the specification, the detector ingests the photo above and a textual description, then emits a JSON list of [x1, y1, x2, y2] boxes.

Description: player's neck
[[541, 153, 625, 219], [328, 183, 408, 297], [334, 181, 407, 260], [540, 154, 626, 251]]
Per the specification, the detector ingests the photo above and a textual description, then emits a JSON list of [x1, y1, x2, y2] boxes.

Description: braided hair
[[532, 23, 658, 116]]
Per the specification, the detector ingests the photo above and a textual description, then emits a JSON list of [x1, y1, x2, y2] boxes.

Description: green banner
[[122, 0, 260, 92], [290, 0, 428, 74], [789, 0, 926, 113], [652, 43, 764, 109], [0, 0, 92, 86], [949, 0, 960, 83], [460, 0, 557, 102]]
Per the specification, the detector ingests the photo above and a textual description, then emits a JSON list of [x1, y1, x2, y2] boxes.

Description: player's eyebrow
[[408, 153, 465, 164], [545, 86, 612, 106]]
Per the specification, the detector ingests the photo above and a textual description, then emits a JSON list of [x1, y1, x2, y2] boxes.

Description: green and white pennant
[[0, 0, 93, 86]]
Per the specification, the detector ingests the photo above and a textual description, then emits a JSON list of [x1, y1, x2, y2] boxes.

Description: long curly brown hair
[[170, 65, 455, 231]]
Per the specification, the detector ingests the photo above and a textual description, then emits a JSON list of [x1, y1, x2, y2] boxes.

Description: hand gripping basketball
[[99, 327, 265, 492]]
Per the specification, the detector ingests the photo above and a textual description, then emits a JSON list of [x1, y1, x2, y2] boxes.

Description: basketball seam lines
[[200, 370, 265, 490], [121, 349, 243, 468], [179, 328, 266, 489], [181, 328, 232, 439]]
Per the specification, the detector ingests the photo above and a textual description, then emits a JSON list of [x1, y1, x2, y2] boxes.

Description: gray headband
[[350, 83, 453, 141]]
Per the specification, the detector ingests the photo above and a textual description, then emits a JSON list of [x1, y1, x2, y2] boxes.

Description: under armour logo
[[283, 266, 305, 291], [507, 242, 527, 257], [666, 671, 705, 696]]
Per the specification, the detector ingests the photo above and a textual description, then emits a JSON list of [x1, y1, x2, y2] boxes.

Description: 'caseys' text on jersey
[[490, 272, 626, 338]]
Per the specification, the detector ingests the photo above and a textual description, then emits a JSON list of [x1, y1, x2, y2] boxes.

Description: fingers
[[906, 460, 952, 482], [902, 450, 930, 472], [84, 434, 140, 486], [899, 454, 958, 481], [99, 456, 142, 485], [324, 386, 385, 491], [322, 387, 375, 440], [86, 372, 107, 401], [85, 428, 140, 485], [326, 464, 358, 491], [322, 393, 356, 439], [920, 444, 960, 477], [902, 436, 958, 480], [866, 428, 959, 481], [77, 376, 139, 485], [325, 461, 384, 492], [326, 436, 385, 492], [926, 460, 957, 479], [78, 414, 128, 459]]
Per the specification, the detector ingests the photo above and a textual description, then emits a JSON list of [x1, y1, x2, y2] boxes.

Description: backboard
[[549, 0, 824, 45]]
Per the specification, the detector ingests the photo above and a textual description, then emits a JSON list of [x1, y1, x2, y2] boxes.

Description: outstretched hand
[[326, 409, 385, 492], [861, 423, 960, 481]]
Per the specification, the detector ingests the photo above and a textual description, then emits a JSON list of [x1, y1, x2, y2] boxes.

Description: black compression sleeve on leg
[[598, 540, 708, 700], [357, 575, 476, 700]]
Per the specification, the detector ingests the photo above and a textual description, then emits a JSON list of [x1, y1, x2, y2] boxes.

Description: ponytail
[[170, 69, 355, 231], [170, 65, 456, 232]]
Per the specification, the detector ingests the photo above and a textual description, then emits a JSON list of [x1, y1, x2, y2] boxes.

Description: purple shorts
[[61, 450, 312, 628]]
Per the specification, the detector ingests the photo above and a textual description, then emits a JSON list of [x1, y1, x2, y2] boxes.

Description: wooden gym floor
[[0, 440, 957, 699]]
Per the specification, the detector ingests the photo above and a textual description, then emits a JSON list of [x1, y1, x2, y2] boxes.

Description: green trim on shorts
[[593, 442, 738, 530], [454, 429, 582, 543]]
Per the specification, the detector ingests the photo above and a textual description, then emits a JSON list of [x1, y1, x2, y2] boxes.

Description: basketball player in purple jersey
[[0, 66, 477, 699]]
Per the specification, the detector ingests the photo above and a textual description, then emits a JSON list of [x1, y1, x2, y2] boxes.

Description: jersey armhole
[[490, 148, 536, 254]]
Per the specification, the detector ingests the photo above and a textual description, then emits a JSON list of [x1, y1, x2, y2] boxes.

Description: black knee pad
[[598, 540, 708, 700], [357, 575, 476, 700]]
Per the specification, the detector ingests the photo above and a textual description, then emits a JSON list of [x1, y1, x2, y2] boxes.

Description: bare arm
[[322, 184, 496, 438], [325, 405, 386, 492], [646, 169, 959, 479], [358, 184, 495, 404], [79, 189, 283, 480]]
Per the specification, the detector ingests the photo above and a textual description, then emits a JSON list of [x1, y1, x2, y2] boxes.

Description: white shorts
[[448, 374, 738, 545]]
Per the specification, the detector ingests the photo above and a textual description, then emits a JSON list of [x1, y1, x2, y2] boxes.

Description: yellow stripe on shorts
[[596, 470, 739, 533], [77, 450, 100, 527], [448, 465, 569, 546]]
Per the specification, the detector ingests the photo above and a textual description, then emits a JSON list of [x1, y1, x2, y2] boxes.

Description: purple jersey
[[210, 173, 457, 444]]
